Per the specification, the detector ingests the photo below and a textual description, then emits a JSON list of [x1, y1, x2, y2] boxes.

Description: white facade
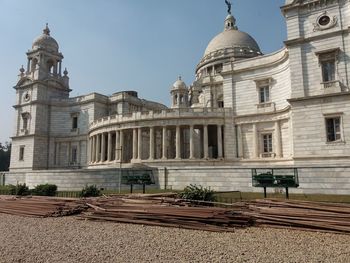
[[6, 1, 350, 193]]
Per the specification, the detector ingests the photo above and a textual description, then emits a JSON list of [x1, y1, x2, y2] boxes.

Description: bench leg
[[285, 187, 289, 199], [264, 187, 267, 198]]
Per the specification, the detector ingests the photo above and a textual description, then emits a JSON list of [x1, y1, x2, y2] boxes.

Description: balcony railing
[[89, 108, 232, 130]]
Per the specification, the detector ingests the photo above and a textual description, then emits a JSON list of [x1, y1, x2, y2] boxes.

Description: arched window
[[47, 59, 55, 74], [31, 58, 38, 72], [21, 112, 30, 131]]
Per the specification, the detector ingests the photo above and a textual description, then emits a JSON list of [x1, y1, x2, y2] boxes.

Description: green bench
[[252, 168, 299, 198], [122, 173, 155, 193]]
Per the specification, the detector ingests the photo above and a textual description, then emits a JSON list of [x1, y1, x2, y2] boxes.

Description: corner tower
[[10, 25, 70, 171]]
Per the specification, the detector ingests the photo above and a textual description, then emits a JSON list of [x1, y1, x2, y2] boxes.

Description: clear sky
[[0, 0, 286, 143]]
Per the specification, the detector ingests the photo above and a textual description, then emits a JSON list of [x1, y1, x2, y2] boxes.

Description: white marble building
[[5, 0, 350, 194]]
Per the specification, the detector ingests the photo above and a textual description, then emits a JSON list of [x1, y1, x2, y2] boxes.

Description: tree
[[0, 142, 11, 171]]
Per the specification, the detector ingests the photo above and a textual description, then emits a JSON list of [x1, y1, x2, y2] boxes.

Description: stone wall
[[4, 165, 350, 195], [160, 166, 350, 195]]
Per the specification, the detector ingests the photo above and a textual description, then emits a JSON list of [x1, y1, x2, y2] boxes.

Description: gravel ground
[[0, 214, 349, 263]]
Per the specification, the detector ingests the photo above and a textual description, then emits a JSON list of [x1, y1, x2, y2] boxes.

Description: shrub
[[179, 184, 216, 202], [7, 183, 30, 196], [0, 185, 12, 195], [32, 184, 57, 196], [80, 185, 101, 197]]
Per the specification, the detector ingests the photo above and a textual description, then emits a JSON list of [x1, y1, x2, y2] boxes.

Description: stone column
[[87, 138, 90, 164], [149, 127, 155, 160], [27, 58, 31, 73], [132, 128, 138, 160], [56, 142, 61, 165], [189, 125, 194, 159], [115, 130, 120, 161], [68, 142, 71, 165], [77, 141, 81, 165], [237, 125, 244, 158], [101, 133, 106, 162], [91, 136, 96, 163], [96, 134, 101, 162], [107, 132, 112, 162], [59, 61, 62, 76], [138, 128, 142, 161], [217, 125, 223, 158], [175, 126, 181, 159], [162, 126, 167, 159], [119, 130, 124, 162], [274, 121, 282, 158], [203, 125, 209, 159], [252, 123, 259, 158]]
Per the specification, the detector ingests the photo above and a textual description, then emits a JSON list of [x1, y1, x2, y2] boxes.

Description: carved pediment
[[16, 77, 33, 87]]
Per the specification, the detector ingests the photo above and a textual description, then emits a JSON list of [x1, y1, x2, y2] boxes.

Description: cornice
[[221, 48, 289, 75], [284, 27, 350, 46], [281, 0, 341, 14], [234, 106, 291, 124], [288, 91, 350, 102]]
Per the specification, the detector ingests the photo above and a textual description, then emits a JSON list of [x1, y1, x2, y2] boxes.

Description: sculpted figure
[[225, 0, 232, 14]]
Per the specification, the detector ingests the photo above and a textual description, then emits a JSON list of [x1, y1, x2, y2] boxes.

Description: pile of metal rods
[[81, 195, 254, 232], [245, 199, 350, 234], [0, 194, 350, 234], [0, 195, 87, 217]]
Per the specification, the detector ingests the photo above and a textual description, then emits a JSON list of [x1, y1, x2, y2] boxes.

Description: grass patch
[[214, 191, 350, 203]]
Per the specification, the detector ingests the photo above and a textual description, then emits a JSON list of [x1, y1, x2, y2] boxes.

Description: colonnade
[[89, 124, 224, 164]]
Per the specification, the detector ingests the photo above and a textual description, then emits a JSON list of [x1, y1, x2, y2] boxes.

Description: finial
[[43, 23, 50, 35], [225, 0, 232, 15], [19, 65, 25, 73], [63, 68, 68, 76], [178, 75, 182, 81]]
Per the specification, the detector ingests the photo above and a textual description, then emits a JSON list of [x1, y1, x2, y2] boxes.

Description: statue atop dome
[[225, 0, 232, 15]]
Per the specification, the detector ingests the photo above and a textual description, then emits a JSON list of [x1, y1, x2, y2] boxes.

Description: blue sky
[[0, 0, 286, 143]]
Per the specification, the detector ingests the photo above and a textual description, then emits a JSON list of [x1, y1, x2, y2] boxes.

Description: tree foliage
[[0, 142, 11, 171]]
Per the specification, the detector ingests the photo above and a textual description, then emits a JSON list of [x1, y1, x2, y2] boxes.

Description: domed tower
[[10, 25, 70, 171], [26, 24, 70, 94], [170, 76, 189, 108]]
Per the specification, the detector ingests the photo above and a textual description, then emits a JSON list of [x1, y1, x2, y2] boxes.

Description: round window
[[24, 93, 30, 102], [318, 15, 331, 26]]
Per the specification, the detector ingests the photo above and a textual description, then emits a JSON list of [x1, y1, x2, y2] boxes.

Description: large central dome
[[204, 15, 261, 57], [204, 25, 260, 56], [197, 14, 261, 71]]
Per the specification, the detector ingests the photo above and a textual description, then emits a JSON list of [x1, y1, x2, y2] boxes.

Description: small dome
[[32, 24, 59, 53], [172, 76, 187, 90]]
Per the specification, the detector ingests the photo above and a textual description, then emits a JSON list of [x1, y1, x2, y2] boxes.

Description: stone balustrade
[[89, 108, 232, 131]]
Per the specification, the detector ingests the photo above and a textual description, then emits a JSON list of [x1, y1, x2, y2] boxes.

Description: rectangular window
[[72, 116, 78, 129], [316, 49, 339, 84], [263, 134, 273, 153], [214, 64, 223, 74], [206, 66, 212, 76], [321, 59, 335, 82], [259, 86, 270, 103], [71, 146, 77, 164], [19, 146, 25, 161], [326, 117, 341, 142], [218, 101, 224, 108], [23, 116, 28, 130]]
